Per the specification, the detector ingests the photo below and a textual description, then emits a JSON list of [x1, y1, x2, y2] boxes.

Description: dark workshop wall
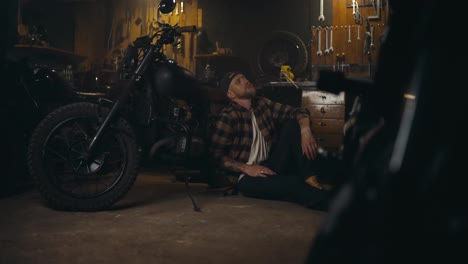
[[12, 0, 386, 80], [73, 0, 200, 71], [198, 0, 333, 81], [21, 1, 75, 52], [73, 0, 109, 69], [3, 0, 18, 53]]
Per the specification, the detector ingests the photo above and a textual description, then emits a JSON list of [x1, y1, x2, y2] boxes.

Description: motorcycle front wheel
[[27, 102, 140, 211]]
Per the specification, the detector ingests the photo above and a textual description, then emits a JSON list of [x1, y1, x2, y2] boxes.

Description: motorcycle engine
[[168, 98, 192, 122]]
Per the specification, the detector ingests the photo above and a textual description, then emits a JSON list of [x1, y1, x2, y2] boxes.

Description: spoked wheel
[[27, 102, 140, 211]]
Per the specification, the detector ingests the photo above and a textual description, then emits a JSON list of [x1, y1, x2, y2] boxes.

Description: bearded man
[[210, 72, 333, 210]]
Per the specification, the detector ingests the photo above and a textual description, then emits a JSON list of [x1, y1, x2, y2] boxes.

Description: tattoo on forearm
[[223, 158, 245, 173]]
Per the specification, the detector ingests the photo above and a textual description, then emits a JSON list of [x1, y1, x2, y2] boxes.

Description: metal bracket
[[346, 0, 382, 21], [367, 0, 382, 21]]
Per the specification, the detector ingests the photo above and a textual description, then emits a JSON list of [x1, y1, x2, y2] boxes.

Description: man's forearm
[[222, 157, 246, 173], [298, 117, 311, 133]]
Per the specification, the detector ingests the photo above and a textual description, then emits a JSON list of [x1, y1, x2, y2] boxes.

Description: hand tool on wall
[[329, 26, 334, 53], [335, 53, 346, 72], [317, 26, 323, 56], [318, 0, 325, 21], [324, 26, 329, 54], [370, 24, 375, 49], [354, 0, 362, 24], [357, 25, 361, 40], [348, 25, 352, 43], [311, 26, 316, 45], [364, 19, 373, 77], [335, 53, 340, 72], [341, 52, 346, 72]]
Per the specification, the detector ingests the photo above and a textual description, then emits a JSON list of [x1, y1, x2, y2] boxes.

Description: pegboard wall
[[310, 0, 389, 79]]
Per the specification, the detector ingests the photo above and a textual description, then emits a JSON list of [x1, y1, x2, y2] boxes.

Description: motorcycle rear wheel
[[27, 102, 140, 211]]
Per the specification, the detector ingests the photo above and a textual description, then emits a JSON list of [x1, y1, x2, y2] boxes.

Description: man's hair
[[219, 71, 242, 95]]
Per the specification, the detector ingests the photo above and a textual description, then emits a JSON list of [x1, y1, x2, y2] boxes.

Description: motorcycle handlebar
[[176, 25, 197, 34], [317, 70, 373, 95]]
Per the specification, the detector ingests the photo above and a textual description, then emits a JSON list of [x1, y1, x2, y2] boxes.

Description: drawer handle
[[318, 121, 327, 126], [320, 107, 326, 114]]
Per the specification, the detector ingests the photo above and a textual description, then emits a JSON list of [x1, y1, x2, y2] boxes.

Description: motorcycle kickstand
[[184, 175, 202, 212]]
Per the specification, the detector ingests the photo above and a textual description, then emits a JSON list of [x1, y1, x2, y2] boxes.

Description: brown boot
[[305, 175, 324, 190]]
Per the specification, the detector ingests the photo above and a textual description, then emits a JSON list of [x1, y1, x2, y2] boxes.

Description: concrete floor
[[0, 169, 327, 264]]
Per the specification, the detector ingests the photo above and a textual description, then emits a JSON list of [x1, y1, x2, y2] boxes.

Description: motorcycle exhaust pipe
[[149, 136, 177, 159]]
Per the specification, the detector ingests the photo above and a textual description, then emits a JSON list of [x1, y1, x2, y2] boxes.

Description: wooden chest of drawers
[[302, 90, 345, 151]]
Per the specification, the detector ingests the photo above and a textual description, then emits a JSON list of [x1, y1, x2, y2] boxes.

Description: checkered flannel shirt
[[210, 96, 310, 168]]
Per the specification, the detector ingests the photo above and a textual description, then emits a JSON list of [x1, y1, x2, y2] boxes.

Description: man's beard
[[237, 89, 256, 99]]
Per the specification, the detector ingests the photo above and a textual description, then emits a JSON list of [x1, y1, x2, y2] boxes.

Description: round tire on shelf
[[255, 31, 309, 79]]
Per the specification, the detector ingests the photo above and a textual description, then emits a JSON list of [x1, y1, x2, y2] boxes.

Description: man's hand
[[300, 128, 318, 160], [243, 164, 276, 178]]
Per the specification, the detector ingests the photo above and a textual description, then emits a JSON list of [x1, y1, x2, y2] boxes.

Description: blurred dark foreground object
[[305, 0, 465, 263]]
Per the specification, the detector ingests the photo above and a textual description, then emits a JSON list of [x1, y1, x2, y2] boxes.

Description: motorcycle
[[27, 0, 223, 211]]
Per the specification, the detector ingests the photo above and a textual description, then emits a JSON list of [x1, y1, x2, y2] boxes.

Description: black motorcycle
[[27, 0, 222, 211]]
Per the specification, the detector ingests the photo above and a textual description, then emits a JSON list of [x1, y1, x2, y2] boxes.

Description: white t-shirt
[[239, 111, 270, 181]]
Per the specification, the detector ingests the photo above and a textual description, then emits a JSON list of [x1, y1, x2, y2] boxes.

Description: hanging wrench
[[352, 0, 356, 14], [329, 26, 334, 53], [357, 25, 361, 40], [370, 24, 375, 48], [348, 25, 351, 43], [318, 0, 325, 21], [316, 26, 322, 56], [324, 27, 329, 54], [311, 26, 316, 42], [354, 0, 362, 24]]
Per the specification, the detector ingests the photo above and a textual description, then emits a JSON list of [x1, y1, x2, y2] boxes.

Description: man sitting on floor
[[210, 71, 334, 210]]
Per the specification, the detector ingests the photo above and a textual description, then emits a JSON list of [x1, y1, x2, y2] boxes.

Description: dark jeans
[[236, 119, 333, 210]]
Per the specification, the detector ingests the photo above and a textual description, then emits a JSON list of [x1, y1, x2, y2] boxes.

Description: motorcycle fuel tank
[[152, 61, 199, 100]]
